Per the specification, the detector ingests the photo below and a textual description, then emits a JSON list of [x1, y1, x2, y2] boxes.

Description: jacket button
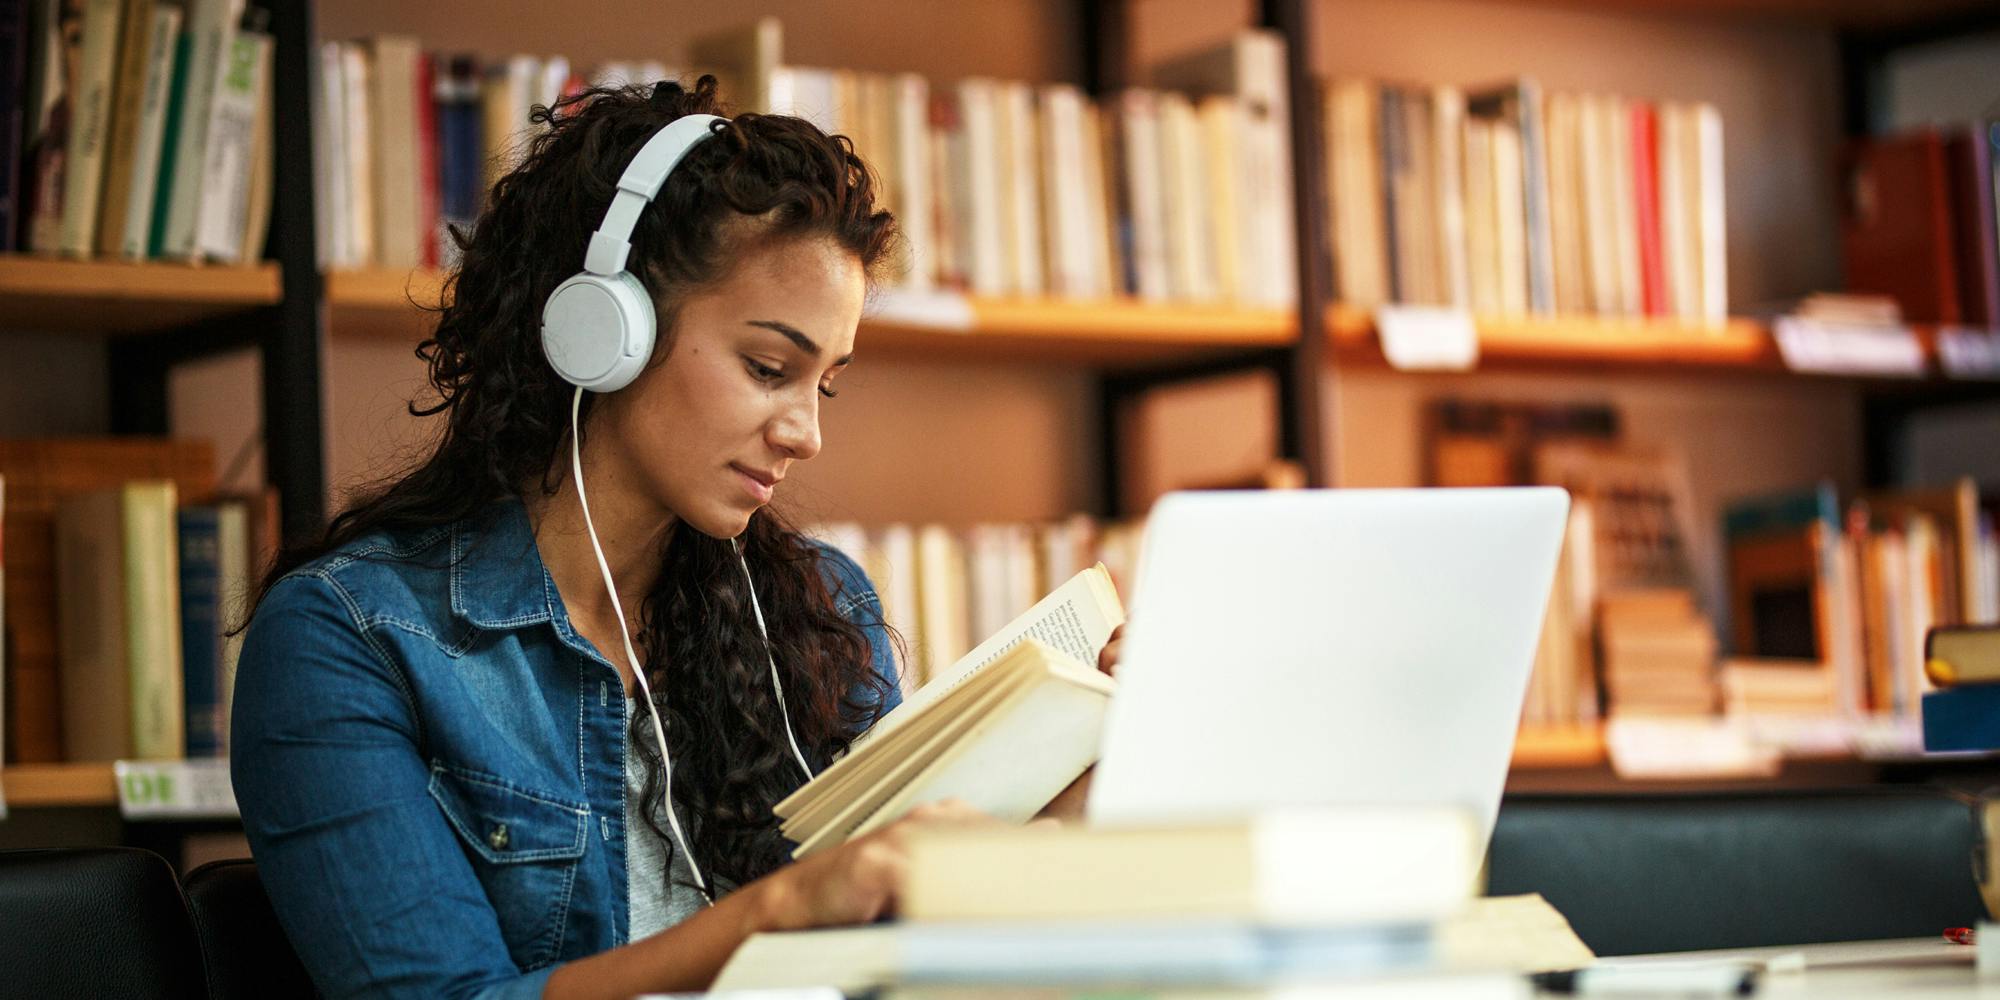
[[489, 824, 510, 850]]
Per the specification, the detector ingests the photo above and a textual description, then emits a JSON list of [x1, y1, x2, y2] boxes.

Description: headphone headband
[[583, 113, 727, 275]]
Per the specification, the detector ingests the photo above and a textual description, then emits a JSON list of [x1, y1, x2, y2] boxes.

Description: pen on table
[[1531, 962, 1760, 996], [1946, 926, 1976, 945]]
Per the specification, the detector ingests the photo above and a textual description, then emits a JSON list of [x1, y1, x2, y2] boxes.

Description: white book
[[1432, 85, 1471, 310], [776, 565, 1124, 856], [996, 80, 1044, 297], [119, 6, 181, 259], [57, 0, 123, 257], [1577, 93, 1618, 316], [1657, 102, 1697, 323], [914, 524, 968, 685], [892, 73, 933, 291], [367, 35, 423, 269], [1157, 90, 1216, 302], [1608, 97, 1642, 318], [193, 27, 270, 263], [340, 43, 376, 268], [1117, 89, 1170, 302], [160, 0, 244, 259], [1327, 78, 1386, 309], [1491, 120, 1529, 317], [1690, 102, 1728, 326], [1038, 85, 1091, 299], [876, 523, 921, 694], [955, 79, 1006, 297], [1463, 117, 1499, 316], [311, 42, 350, 269]]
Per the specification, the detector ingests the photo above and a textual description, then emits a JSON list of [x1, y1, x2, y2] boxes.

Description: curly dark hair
[[253, 76, 901, 891]]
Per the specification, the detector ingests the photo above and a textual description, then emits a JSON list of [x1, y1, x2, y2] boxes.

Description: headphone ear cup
[[541, 271, 657, 392]]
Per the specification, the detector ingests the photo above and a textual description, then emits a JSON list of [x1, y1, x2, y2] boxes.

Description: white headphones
[[541, 112, 725, 392], [544, 111, 816, 902]]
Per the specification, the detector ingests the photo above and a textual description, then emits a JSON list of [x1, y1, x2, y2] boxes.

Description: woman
[[233, 77, 1113, 1000]]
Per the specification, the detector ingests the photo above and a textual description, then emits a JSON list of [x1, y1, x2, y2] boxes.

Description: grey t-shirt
[[625, 706, 710, 940]]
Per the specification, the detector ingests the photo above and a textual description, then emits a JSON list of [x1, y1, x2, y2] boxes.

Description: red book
[[417, 52, 441, 270], [1841, 130, 1961, 324], [1630, 102, 1667, 317], [1946, 126, 2000, 327]]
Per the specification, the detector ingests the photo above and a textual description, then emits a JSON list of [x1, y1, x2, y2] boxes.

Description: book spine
[[0, 0, 26, 252], [125, 481, 183, 760], [177, 507, 222, 757], [1922, 684, 2000, 752], [415, 49, 438, 269], [91, 0, 149, 257], [215, 501, 248, 751], [116, 4, 173, 258], [189, 22, 262, 261], [158, 0, 240, 259], [144, 24, 187, 257], [1631, 101, 1666, 317], [56, 0, 121, 257]]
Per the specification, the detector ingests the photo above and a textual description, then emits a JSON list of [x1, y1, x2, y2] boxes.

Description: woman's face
[[599, 235, 864, 539]]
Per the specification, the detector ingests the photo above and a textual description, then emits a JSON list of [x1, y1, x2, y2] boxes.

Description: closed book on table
[[1927, 625, 2000, 688], [1922, 683, 2000, 752], [901, 807, 1476, 927]]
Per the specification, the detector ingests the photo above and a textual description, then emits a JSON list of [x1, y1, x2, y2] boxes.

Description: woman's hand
[[751, 799, 996, 932], [1097, 624, 1125, 678]]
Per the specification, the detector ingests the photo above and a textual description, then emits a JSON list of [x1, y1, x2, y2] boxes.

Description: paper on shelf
[[1772, 317, 1925, 376], [1603, 716, 1780, 779], [1939, 327, 2000, 379], [1377, 305, 1479, 371], [115, 758, 238, 820]]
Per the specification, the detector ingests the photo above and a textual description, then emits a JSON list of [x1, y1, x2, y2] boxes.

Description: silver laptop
[[1087, 487, 1570, 849]]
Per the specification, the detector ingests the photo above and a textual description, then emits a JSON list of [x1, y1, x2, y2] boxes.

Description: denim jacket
[[230, 498, 901, 1000]]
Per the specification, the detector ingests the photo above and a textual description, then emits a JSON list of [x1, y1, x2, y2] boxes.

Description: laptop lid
[[1087, 487, 1571, 849]]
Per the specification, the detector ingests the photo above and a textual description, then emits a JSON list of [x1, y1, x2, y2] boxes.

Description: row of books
[[1725, 478, 1998, 723], [309, 25, 1301, 309], [1326, 79, 1727, 326], [0, 439, 279, 766], [1841, 124, 2000, 327], [807, 517, 1145, 694], [4, 0, 275, 263]]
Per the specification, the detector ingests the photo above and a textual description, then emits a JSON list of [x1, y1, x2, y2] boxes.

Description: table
[[1593, 937, 1990, 998]]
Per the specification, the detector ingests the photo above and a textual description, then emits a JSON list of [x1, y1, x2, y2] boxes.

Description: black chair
[[0, 847, 207, 1000], [1488, 788, 1989, 956], [182, 858, 320, 1000]]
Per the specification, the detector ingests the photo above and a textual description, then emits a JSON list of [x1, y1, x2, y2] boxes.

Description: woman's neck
[[525, 457, 678, 649]]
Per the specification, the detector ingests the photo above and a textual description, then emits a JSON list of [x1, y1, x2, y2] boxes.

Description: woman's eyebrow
[[747, 320, 852, 366]]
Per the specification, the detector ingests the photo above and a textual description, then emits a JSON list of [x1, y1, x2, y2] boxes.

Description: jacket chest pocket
[[428, 762, 590, 969]]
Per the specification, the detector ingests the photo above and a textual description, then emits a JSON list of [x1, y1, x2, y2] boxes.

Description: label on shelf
[[1938, 326, 2000, 379], [1772, 317, 1925, 376], [1376, 306, 1478, 371], [114, 759, 238, 820], [866, 287, 976, 331]]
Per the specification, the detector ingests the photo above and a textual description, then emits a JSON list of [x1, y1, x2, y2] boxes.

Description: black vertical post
[[1260, 0, 1331, 487], [264, 0, 327, 543], [1084, 0, 1129, 516]]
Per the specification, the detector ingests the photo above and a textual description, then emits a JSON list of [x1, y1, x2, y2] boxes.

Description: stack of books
[[1598, 589, 1719, 717], [1920, 626, 2000, 751]]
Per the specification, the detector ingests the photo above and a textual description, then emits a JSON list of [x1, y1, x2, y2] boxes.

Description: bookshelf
[[327, 267, 1297, 367], [4, 0, 2000, 829], [0, 256, 282, 335]]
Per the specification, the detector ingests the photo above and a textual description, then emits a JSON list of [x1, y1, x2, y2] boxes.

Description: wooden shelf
[[2, 762, 118, 808], [327, 267, 1297, 366], [1511, 725, 1609, 770], [1330, 305, 1793, 375], [0, 255, 281, 334]]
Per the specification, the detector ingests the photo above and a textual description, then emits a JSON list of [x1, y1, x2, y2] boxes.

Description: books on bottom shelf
[[715, 808, 1590, 995], [775, 565, 1125, 857]]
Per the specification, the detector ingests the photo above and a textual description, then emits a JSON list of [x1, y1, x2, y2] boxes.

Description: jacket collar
[[449, 497, 561, 630]]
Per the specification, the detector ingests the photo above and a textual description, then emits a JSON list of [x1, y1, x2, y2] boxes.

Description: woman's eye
[[746, 359, 784, 382], [818, 384, 840, 399]]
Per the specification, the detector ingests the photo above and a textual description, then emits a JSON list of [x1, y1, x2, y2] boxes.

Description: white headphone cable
[[734, 537, 817, 783], [569, 386, 711, 901]]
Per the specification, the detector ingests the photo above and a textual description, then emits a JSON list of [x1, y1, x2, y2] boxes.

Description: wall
[[0, 332, 107, 436], [1883, 29, 2000, 131]]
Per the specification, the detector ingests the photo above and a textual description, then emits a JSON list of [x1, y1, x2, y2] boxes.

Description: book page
[[1439, 894, 1596, 973], [855, 564, 1123, 748]]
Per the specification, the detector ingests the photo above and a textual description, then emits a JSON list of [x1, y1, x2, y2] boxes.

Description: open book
[[776, 564, 1125, 857]]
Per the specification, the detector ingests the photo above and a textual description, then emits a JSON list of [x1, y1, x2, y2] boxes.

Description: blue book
[[1921, 684, 2000, 752], [178, 506, 224, 757]]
